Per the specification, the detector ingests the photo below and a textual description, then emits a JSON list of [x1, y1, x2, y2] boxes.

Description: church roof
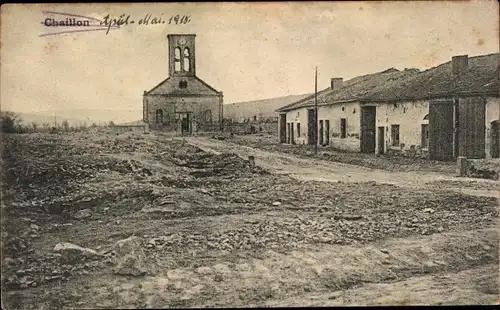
[[145, 76, 222, 96]]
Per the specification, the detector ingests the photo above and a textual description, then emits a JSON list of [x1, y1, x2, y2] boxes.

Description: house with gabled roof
[[276, 53, 500, 160], [143, 34, 223, 134]]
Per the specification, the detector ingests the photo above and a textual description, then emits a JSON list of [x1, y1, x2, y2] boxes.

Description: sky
[[1, 1, 498, 116]]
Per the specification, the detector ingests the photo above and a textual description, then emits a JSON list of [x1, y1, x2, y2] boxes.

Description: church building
[[143, 34, 223, 134]]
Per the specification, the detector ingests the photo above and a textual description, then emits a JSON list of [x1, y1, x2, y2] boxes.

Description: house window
[[391, 125, 400, 146], [340, 118, 346, 139], [205, 110, 212, 124], [296, 123, 301, 137], [183, 48, 191, 72], [421, 124, 429, 148], [174, 47, 181, 72], [179, 80, 188, 88], [155, 109, 163, 124]]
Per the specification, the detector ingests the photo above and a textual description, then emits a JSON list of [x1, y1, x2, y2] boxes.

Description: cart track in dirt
[[181, 136, 499, 198]]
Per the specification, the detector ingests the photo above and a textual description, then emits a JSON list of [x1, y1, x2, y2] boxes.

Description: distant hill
[[224, 94, 311, 122], [9, 109, 142, 126]]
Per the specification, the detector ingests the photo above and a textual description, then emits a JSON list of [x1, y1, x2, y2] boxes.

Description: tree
[[108, 121, 115, 127], [1, 112, 22, 133], [31, 122, 38, 132]]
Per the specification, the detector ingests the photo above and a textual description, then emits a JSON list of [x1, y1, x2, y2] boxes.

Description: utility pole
[[314, 66, 318, 155]]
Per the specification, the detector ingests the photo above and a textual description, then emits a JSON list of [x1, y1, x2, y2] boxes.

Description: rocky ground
[[1, 130, 498, 309]]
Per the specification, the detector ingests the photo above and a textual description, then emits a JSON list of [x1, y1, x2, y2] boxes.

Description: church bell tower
[[167, 34, 196, 77]]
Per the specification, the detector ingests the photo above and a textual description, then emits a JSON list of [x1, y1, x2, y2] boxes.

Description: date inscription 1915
[[100, 14, 191, 34]]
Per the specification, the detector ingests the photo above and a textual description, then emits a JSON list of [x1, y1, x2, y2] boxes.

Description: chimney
[[452, 55, 468, 78], [331, 77, 343, 90]]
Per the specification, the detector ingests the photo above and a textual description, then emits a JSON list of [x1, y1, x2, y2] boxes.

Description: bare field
[[1, 131, 498, 308]]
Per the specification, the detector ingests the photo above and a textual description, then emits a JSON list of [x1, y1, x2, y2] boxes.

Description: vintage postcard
[[1, 1, 499, 308]]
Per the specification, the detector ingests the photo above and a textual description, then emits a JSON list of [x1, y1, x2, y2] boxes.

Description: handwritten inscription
[[100, 14, 191, 34], [39, 11, 191, 37]]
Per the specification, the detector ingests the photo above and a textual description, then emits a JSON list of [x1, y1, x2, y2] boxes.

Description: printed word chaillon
[[44, 18, 91, 27]]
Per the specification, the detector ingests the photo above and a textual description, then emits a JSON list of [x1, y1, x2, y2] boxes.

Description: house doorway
[[319, 120, 324, 146], [361, 106, 376, 153], [458, 97, 486, 159], [307, 109, 317, 146], [286, 123, 291, 144], [279, 114, 287, 143], [491, 120, 499, 158], [429, 100, 454, 161], [378, 126, 385, 154], [324, 120, 330, 145], [421, 124, 429, 149]]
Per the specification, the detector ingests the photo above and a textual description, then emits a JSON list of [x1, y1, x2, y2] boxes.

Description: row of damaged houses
[[276, 53, 500, 161]]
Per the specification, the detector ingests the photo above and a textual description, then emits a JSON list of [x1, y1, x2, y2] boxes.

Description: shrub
[[1, 112, 23, 133]]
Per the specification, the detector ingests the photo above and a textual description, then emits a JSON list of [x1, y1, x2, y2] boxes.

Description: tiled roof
[[277, 53, 499, 112]]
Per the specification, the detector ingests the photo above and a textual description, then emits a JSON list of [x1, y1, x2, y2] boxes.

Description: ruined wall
[[113, 125, 145, 134], [375, 100, 429, 156], [144, 95, 221, 132], [226, 121, 278, 135]]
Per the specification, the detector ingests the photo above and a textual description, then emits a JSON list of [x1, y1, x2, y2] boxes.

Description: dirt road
[[2, 131, 498, 308], [182, 136, 499, 198]]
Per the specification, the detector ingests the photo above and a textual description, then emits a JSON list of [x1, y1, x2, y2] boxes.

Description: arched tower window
[[423, 114, 429, 120], [156, 109, 163, 124], [174, 48, 181, 72], [183, 48, 191, 72]]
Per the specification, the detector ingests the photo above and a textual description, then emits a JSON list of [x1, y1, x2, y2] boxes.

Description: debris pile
[[111, 236, 149, 276], [53, 242, 102, 263], [466, 160, 499, 180], [170, 144, 268, 177]]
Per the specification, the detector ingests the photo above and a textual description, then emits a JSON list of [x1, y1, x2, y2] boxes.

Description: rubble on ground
[[1, 131, 498, 302], [73, 209, 93, 220], [466, 159, 499, 180], [53, 242, 101, 263], [112, 236, 149, 276]]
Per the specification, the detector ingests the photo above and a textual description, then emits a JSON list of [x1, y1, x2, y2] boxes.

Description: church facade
[[143, 34, 223, 134]]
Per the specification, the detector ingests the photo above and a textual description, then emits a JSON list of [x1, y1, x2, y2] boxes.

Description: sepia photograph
[[1, 1, 499, 308]]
